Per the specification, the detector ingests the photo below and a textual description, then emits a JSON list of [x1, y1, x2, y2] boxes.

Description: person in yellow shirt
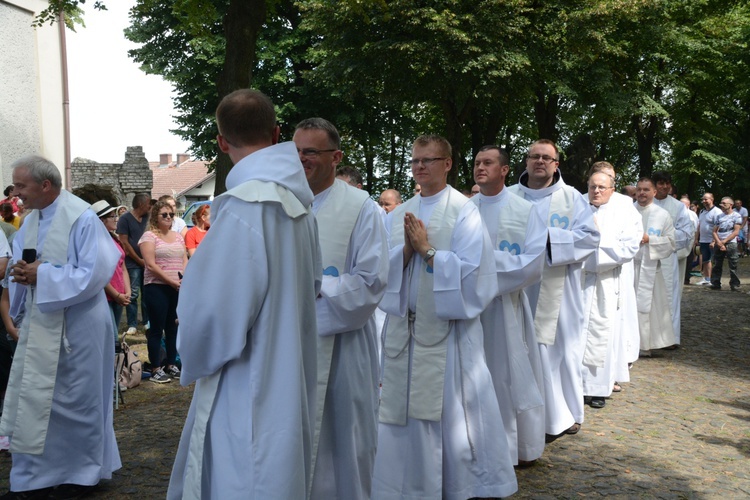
[[0, 203, 20, 229]]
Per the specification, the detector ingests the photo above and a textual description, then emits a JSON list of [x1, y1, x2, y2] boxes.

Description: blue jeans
[[711, 241, 741, 289], [143, 284, 179, 367], [125, 267, 149, 329]]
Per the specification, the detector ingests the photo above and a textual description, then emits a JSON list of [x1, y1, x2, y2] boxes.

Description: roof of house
[[149, 157, 212, 200]]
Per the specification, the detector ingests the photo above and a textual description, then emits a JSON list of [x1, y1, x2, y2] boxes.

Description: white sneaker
[[125, 327, 137, 335], [698, 278, 711, 285]]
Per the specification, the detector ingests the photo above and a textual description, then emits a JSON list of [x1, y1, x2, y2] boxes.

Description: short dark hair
[[336, 165, 363, 187], [529, 139, 559, 158], [216, 89, 276, 148], [651, 170, 672, 185], [637, 177, 655, 188], [477, 145, 509, 167], [413, 135, 452, 158], [132, 193, 151, 210], [0, 203, 13, 214], [4, 185, 13, 197], [295, 118, 341, 149]]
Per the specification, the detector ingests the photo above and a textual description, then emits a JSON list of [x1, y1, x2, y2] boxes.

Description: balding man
[[507, 139, 599, 440], [581, 164, 642, 409], [378, 189, 402, 214], [710, 197, 743, 291]]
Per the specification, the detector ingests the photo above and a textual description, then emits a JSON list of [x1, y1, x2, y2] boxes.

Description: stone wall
[[71, 146, 153, 207]]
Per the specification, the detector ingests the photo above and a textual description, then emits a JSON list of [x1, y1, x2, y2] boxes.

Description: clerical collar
[[38, 195, 61, 220]]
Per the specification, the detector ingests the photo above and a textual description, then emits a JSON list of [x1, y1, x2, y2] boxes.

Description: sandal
[[612, 383, 622, 393]]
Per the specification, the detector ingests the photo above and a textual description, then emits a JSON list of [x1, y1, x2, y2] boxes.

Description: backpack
[[116, 339, 142, 389]]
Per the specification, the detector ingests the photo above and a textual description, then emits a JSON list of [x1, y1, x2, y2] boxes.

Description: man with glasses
[[710, 197, 743, 291], [116, 192, 151, 335], [633, 178, 676, 355], [581, 164, 642, 410], [507, 139, 599, 441], [471, 145, 547, 467], [293, 118, 388, 500], [651, 171, 695, 347], [374, 135, 517, 499]]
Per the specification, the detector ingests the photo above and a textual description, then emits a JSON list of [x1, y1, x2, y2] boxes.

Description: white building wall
[[0, 0, 65, 187]]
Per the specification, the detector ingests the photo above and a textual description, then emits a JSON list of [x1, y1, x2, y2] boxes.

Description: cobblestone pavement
[[1, 261, 749, 498]]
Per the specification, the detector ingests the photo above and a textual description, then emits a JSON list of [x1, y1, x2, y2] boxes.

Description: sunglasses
[[160, 212, 175, 219]]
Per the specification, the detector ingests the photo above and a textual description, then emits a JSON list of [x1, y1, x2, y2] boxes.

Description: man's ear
[[217, 134, 231, 154], [271, 125, 281, 145]]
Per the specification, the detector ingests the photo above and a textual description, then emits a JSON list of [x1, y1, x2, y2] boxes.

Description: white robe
[[4, 197, 121, 491], [581, 193, 642, 398], [635, 202, 676, 350], [653, 196, 694, 343], [509, 171, 600, 435], [373, 186, 517, 500], [473, 190, 547, 464], [168, 142, 322, 499], [310, 187, 388, 500]]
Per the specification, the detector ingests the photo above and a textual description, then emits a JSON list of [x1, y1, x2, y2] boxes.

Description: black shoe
[[710, 285, 721, 290], [48, 484, 97, 500], [0, 488, 52, 500], [590, 397, 606, 409]]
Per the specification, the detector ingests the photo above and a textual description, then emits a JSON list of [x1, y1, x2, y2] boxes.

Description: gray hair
[[11, 155, 62, 188], [295, 117, 341, 149]]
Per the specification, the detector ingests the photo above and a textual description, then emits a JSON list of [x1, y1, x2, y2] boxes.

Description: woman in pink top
[[139, 200, 188, 383], [185, 204, 210, 257]]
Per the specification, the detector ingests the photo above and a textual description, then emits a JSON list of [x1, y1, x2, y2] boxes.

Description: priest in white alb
[[293, 118, 388, 500], [471, 145, 547, 466], [373, 135, 517, 500], [633, 177, 677, 354], [168, 90, 322, 499], [581, 165, 642, 409], [0, 156, 121, 499], [507, 139, 599, 439]]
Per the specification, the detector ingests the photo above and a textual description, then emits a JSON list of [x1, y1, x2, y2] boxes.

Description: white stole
[[472, 193, 544, 412], [509, 184, 576, 345], [309, 179, 368, 481], [380, 188, 466, 424], [182, 179, 311, 499], [0, 190, 88, 454]]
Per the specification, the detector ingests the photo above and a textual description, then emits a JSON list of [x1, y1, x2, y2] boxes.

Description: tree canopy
[[121, 0, 750, 199]]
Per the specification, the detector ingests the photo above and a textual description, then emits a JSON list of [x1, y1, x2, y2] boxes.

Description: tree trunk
[[534, 90, 559, 142], [213, 0, 268, 196]]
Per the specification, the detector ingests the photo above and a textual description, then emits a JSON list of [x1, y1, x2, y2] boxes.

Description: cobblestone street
[[1, 260, 749, 498]]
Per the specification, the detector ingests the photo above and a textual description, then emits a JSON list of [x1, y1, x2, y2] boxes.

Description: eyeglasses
[[103, 213, 117, 219], [588, 185, 613, 192], [160, 212, 175, 219], [410, 157, 446, 167], [297, 148, 337, 158], [527, 154, 558, 163]]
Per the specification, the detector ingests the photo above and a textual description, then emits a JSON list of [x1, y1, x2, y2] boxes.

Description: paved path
[[2, 261, 750, 498]]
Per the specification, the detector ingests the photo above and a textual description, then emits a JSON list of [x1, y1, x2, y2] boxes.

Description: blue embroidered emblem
[[323, 266, 339, 277], [647, 227, 661, 236], [426, 265, 433, 274], [550, 213, 569, 229], [499, 240, 522, 255]]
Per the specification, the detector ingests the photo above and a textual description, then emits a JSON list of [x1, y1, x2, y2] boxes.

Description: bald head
[[379, 189, 402, 213]]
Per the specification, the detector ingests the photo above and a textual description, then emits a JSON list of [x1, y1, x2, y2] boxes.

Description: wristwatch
[[424, 247, 437, 262]]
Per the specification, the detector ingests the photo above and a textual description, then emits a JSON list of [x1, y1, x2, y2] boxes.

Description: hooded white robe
[[472, 189, 546, 464], [373, 186, 517, 500], [508, 171, 599, 435], [581, 193, 642, 398], [167, 142, 322, 499], [2, 193, 121, 491]]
